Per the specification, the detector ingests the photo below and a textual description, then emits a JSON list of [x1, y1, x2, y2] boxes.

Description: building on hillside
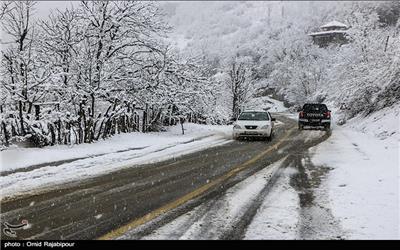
[[309, 21, 350, 47]]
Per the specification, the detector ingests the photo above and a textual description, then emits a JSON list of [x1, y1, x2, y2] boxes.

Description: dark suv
[[298, 103, 331, 131]]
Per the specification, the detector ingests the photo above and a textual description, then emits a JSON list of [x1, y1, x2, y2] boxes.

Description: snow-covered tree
[[1, 1, 41, 139], [223, 56, 254, 119]]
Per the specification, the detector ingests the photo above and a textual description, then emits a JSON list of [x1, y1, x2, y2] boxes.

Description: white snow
[[0, 123, 233, 200], [308, 30, 347, 36], [0, 123, 232, 172], [244, 95, 288, 113], [309, 106, 399, 239], [345, 103, 400, 140], [244, 166, 300, 239], [320, 20, 348, 29]]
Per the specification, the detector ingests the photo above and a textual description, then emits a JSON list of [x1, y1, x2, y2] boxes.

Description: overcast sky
[[0, 1, 74, 46], [35, 1, 75, 19]]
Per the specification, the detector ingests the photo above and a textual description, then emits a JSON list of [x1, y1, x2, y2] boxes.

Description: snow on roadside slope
[[1, 123, 232, 173], [345, 103, 400, 140], [244, 95, 288, 113], [0, 123, 233, 200], [309, 105, 399, 239]]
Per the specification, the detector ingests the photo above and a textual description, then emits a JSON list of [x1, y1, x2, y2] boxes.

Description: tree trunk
[[49, 123, 56, 145], [19, 100, 26, 135], [90, 93, 95, 118], [27, 102, 33, 114], [2, 121, 9, 146], [180, 117, 185, 135], [96, 118, 105, 140], [232, 94, 238, 119], [142, 104, 148, 133], [11, 123, 17, 136], [57, 119, 62, 144], [34, 105, 40, 120]]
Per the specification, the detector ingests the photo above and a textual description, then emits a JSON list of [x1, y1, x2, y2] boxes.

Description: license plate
[[311, 119, 320, 122], [244, 131, 258, 135]]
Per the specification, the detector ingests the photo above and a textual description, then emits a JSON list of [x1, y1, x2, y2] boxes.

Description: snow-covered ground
[[248, 104, 399, 239], [244, 166, 300, 239], [1, 123, 232, 172], [244, 95, 288, 113], [0, 123, 233, 200], [309, 104, 400, 239]]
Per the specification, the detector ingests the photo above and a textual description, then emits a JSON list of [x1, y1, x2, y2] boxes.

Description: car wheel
[[324, 124, 331, 131], [265, 132, 272, 142]]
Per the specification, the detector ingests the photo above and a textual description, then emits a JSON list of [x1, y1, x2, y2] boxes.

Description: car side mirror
[[271, 118, 276, 122]]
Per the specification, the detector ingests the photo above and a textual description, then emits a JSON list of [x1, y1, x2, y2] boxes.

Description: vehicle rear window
[[238, 112, 270, 121], [303, 104, 327, 112]]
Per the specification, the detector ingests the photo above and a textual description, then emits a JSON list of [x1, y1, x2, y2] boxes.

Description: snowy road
[[117, 129, 336, 240], [0, 115, 332, 240]]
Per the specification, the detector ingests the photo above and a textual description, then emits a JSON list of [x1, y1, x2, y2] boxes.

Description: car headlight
[[233, 124, 241, 129], [261, 125, 269, 129]]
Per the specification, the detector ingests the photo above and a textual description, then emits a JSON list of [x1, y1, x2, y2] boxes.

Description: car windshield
[[238, 112, 269, 121], [303, 104, 327, 112]]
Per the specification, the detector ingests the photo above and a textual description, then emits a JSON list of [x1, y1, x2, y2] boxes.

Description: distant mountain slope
[[161, 1, 400, 123]]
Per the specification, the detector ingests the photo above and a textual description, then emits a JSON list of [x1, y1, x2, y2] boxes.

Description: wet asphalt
[[0, 115, 332, 240]]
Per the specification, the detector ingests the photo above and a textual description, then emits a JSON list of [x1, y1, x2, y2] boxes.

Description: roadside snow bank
[[345, 103, 400, 140], [0, 123, 232, 173], [244, 95, 288, 113], [0, 123, 233, 200], [309, 107, 399, 239]]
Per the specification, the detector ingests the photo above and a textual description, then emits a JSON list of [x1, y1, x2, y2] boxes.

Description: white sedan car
[[232, 110, 276, 140]]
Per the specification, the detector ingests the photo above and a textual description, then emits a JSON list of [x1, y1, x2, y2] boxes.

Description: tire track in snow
[[135, 127, 335, 240]]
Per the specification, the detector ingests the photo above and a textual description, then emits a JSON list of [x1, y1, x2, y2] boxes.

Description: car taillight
[[324, 111, 331, 118], [299, 111, 304, 118]]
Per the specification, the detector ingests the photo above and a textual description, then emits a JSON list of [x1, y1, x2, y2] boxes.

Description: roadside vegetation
[[0, 1, 218, 147]]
